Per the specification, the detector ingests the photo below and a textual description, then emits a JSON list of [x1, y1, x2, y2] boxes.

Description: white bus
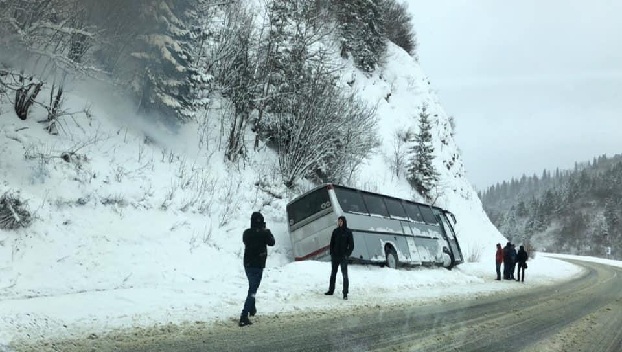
[[286, 184, 463, 269]]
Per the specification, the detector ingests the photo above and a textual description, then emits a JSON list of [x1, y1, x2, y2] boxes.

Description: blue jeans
[[242, 267, 263, 317]]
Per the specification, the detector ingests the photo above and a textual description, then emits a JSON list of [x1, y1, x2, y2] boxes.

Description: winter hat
[[338, 215, 347, 228], [251, 211, 264, 229]]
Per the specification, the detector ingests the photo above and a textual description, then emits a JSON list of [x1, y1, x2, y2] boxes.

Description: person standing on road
[[516, 245, 529, 282], [325, 216, 354, 300], [239, 211, 275, 327], [510, 244, 518, 280], [495, 243, 503, 280], [503, 242, 512, 279]]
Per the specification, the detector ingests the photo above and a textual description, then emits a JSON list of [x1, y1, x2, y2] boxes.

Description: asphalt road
[[12, 259, 622, 352]]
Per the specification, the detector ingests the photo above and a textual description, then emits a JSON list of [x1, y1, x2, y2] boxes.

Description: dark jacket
[[243, 212, 275, 268], [517, 247, 528, 264], [330, 217, 354, 259], [503, 243, 512, 264]]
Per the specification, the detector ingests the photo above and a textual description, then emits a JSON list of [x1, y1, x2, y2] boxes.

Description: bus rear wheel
[[385, 247, 398, 269]]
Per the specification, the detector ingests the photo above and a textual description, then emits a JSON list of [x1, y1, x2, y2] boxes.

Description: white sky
[[409, 0, 622, 190]]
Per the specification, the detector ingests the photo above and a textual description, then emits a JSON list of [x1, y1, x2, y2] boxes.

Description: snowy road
[[11, 259, 622, 352]]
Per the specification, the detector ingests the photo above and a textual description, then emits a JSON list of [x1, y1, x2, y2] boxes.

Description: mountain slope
[[0, 14, 504, 346]]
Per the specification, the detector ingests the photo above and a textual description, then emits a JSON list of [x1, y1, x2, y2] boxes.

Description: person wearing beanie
[[239, 211, 275, 327], [325, 216, 354, 300]]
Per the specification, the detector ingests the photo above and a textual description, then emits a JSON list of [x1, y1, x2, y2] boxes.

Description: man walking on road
[[325, 216, 354, 300], [239, 212, 275, 327]]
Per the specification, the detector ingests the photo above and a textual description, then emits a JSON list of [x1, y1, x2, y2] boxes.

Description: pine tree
[[129, 0, 208, 121], [332, 0, 386, 73], [407, 105, 439, 199]]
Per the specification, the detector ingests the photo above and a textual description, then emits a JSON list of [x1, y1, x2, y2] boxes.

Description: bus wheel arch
[[384, 244, 398, 269]]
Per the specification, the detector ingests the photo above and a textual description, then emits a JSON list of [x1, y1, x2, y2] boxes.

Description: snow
[[1, 35, 620, 351]]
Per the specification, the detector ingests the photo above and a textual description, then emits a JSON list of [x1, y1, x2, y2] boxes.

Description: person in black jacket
[[325, 216, 354, 300], [239, 211, 275, 327], [516, 245, 528, 282], [503, 242, 512, 280]]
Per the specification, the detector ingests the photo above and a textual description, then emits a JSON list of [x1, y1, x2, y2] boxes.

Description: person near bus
[[239, 211, 275, 327], [325, 216, 354, 300], [495, 243, 503, 280], [516, 245, 528, 282]]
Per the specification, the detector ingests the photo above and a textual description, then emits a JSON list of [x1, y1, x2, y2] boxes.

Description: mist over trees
[[0, 0, 419, 188], [480, 154, 622, 260]]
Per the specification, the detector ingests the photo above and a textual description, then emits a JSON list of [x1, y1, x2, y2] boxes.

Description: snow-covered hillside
[[345, 43, 506, 256], [0, 32, 507, 347]]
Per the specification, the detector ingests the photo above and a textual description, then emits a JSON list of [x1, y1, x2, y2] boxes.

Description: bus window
[[418, 205, 438, 225], [333, 187, 368, 214], [362, 193, 390, 217], [384, 198, 408, 219], [287, 187, 331, 225], [403, 202, 424, 223]]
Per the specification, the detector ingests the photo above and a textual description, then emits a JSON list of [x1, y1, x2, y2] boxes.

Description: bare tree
[[207, 1, 256, 161], [0, 0, 98, 124], [389, 129, 413, 178]]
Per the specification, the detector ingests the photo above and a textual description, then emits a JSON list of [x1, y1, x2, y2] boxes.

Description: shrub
[[0, 192, 33, 230]]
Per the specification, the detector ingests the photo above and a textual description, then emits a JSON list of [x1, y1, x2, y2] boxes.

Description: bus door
[[401, 221, 422, 264]]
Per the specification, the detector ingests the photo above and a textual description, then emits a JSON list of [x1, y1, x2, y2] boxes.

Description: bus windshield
[[286, 186, 330, 226]]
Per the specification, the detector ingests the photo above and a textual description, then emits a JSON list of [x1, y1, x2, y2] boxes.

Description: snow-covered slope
[[344, 43, 505, 256], [0, 38, 505, 346]]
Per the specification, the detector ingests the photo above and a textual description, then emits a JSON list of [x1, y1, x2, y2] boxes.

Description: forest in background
[[480, 154, 622, 259]]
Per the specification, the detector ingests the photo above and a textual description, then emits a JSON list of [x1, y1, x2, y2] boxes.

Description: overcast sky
[[408, 0, 622, 191]]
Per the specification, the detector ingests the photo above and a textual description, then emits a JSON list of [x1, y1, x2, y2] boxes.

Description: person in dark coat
[[516, 245, 529, 282], [239, 211, 275, 327], [495, 243, 503, 280], [325, 216, 354, 300], [503, 242, 512, 279]]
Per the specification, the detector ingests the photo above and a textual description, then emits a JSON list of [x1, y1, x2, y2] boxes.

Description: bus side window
[[404, 202, 424, 223], [384, 198, 408, 219], [418, 205, 438, 225], [361, 193, 390, 217], [334, 187, 368, 214]]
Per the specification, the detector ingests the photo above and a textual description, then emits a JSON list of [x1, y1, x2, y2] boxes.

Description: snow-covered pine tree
[[332, 0, 386, 73], [129, 0, 208, 121], [379, 0, 417, 57], [407, 105, 439, 200]]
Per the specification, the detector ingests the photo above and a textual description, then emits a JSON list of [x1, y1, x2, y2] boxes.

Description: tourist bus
[[286, 184, 463, 269]]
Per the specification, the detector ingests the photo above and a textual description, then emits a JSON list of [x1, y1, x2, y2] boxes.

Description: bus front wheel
[[385, 247, 398, 269]]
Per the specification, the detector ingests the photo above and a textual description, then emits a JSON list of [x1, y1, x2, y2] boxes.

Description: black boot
[[343, 294, 348, 300], [239, 315, 252, 327], [250, 307, 257, 317], [324, 291, 334, 295]]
